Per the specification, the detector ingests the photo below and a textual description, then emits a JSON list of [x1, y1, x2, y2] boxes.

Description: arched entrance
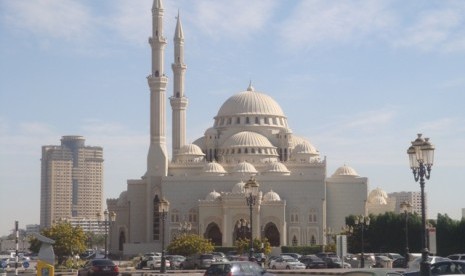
[[264, 222, 280, 246], [233, 218, 251, 241], [205, 223, 222, 246], [118, 230, 126, 251]]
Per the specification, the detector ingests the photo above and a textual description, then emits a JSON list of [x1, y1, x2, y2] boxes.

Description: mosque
[[107, 0, 369, 256]]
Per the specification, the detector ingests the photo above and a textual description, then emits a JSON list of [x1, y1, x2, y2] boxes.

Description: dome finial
[[247, 80, 255, 92]]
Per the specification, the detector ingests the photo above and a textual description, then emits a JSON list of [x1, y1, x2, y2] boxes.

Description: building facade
[[389, 191, 426, 216], [40, 135, 104, 229], [108, 0, 368, 256]]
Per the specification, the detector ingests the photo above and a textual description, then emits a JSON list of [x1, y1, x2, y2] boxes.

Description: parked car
[[165, 255, 185, 269], [407, 256, 451, 272], [299, 255, 327, 269], [280, 253, 302, 260], [269, 256, 305, 270], [447, 254, 465, 261], [204, 261, 275, 276], [180, 253, 215, 269], [403, 260, 465, 276], [323, 256, 351, 268], [77, 259, 119, 276], [341, 269, 403, 276], [146, 256, 170, 270], [392, 257, 407, 268]]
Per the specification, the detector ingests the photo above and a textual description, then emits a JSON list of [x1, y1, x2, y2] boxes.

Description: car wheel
[[150, 264, 155, 270], [286, 266, 290, 269]]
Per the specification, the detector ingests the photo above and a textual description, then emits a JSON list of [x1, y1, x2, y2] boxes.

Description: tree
[[29, 221, 87, 265], [235, 238, 271, 255], [167, 234, 214, 256]]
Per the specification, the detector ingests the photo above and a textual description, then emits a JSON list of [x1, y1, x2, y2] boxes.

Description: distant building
[[367, 187, 396, 215], [25, 224, 40, 235], [462, 208, 465, 219], [388, 191, 426, 217], [40, 136, 104, 229]]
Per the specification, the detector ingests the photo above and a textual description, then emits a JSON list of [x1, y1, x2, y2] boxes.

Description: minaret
[[146, 0, 168, 177], [170, 11, 188, 158]]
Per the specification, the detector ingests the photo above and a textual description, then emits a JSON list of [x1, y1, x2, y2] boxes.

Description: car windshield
[[201, 255, 214, 259]]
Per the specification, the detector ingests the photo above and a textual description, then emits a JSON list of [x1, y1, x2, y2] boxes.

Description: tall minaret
[[146, 0, 168, 177], [170, 11, 188, 158]]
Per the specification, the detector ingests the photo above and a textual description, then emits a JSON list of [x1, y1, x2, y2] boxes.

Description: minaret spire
[[146, 0, 168, 177], [171, 11, 188, 158]]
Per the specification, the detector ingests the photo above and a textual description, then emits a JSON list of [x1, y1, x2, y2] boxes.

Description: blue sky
[[1, 0, 465, 236]]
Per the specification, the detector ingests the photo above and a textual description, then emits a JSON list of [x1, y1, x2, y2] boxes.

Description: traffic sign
[[23, 261, 30, 268], [0, 261, 7, 268]]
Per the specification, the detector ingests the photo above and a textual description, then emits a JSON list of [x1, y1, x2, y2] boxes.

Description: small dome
[[117, 191, 128, 206], [203, 162, 227, 174], [178, 144, 205, 156], [232, 181, 246, 194], [233, 161, 258, 174], [263, 190, 281, 202], [332, 165, 359, 177], [370, 195, 387, 205], [292, 142, 318, 155], [205, 190, 221, 201], [222, 131, 274, 148], [264, 162, 290, 174], [368, 187, 388, 200]]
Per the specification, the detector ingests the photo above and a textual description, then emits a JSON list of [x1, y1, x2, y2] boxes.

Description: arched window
[[171, 209, 180, 223], [310, 235, 316, 245], [264, 222, 280, 246], [205, 222, 222, 246], [309, 209, 318, 223], [246, 117, 250, 124], [188, 208, 197, 223], [236, 117, 240, 124], [255, 117, 259, 124], [292, 235, 298, 246]]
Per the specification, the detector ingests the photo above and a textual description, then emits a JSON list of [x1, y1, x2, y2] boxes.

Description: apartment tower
[[40, 136, 104, 229]]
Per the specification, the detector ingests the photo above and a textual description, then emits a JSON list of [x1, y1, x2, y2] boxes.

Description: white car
[[407, 256, 450, 272], [146, 256, 170, 270], [269, 256, 306, 270]]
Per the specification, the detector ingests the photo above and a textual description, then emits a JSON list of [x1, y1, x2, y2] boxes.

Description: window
[[236, 117, 240, 124], [246, 117, 250, 124]]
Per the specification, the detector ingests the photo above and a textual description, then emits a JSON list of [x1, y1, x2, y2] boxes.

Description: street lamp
[[407, 133, 435, 276], [354, 215, 370, 268], [400, 201, 412, 268], [97, 210, 116, 259], [244, 177, 259, 261], [158, 198, 169, 273], [109, 211, 116, 255]]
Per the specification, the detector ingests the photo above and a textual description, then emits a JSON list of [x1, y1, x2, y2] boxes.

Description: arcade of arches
[[204, 220, 280, 247]]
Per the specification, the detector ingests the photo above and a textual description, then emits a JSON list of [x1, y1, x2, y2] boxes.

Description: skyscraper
[[40, 135, 104, 229]]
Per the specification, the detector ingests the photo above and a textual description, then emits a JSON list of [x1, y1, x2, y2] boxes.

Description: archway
[[118, 230, 126, 251], [205, 222, 222, 246], [233, 218, 251, 242], [264, 222, 280, 246]]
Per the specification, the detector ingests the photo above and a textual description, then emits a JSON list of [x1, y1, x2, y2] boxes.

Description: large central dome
[[216, 85, 285, 117]]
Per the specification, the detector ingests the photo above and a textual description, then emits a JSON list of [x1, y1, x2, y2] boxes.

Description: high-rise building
[[389, 191, 426, 216], [40, 135, 104, 229]]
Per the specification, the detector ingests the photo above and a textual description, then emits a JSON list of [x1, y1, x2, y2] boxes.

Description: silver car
[[269, 256, 306, 270]]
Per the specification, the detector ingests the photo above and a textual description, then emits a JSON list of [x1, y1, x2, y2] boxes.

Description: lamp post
[[407, 133, 435, 276], [354, 215, 370, 268], [400, 201, 412, 268], [109, 211, 116, 255], [244, 177, 259, 261], [159, 198, 169, 273]]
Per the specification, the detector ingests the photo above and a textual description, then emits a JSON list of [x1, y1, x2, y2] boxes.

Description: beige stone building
[[40, 135, 104, 229], [107, 0, 368, 256]]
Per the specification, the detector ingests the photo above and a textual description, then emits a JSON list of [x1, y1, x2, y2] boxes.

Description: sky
[[1, 0, 465, 236]]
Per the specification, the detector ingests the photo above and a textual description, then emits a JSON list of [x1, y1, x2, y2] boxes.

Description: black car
[[403, 260, 465, 276], [78, 259, 119, 276], [204, 261, 275, 276], [299, 255, 327, 269]]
